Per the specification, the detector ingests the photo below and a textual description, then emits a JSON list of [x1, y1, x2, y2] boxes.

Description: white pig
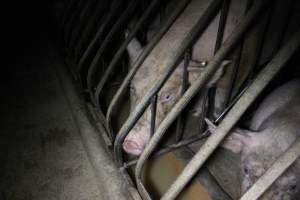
[[123, 36, 230, 155], [207, 79, 300, 199]]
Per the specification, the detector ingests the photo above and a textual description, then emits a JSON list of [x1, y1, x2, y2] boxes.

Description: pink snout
[[123, 139, 144, 155], [122, 127, 150, 156]]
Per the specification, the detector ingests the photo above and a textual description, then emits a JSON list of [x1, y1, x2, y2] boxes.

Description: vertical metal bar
[[240, 138, 300, 200], [150, 95, 158, 136], [207, 0, 230, 119], [114, 0, 223, 166], [106, 0, 192, 138], [175, 50, 190, 142], [86, 0, 139, 102], [160, 28, 300, 200], [93, 0, 161, 111]]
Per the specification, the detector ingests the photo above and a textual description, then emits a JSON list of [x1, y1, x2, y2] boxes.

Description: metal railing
[[60, 0, 300, 199]]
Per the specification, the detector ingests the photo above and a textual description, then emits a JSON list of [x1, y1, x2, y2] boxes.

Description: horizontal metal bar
[[160, 27, 300, 200], [240, 137, 300, 200], [114, 0, 223, 166], [106, 0, 192, 143]]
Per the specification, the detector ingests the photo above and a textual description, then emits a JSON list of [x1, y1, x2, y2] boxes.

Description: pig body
[[217, 79, 300, 199], [121, 0, 245, 155]]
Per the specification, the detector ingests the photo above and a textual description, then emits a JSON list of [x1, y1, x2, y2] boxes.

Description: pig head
[[123, 37, 229, 155], [213, 79, 300, 199]]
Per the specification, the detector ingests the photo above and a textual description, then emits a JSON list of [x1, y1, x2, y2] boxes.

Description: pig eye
[[289, 184, 296, 191], [160, 92, 173, 103], [244, 167, 249, 175]]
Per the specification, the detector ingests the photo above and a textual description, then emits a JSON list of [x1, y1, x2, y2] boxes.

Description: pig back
[[250, 79, 300, 131]]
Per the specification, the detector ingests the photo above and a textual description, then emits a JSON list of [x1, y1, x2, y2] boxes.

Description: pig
[[123, 36, 230, 155], [206, 79, 300, 199]]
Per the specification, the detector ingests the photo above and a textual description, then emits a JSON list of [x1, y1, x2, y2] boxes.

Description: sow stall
[[58, 0, 300, 199]]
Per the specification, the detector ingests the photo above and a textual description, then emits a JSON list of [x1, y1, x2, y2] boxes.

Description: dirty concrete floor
[[1, 1, 101, 199]]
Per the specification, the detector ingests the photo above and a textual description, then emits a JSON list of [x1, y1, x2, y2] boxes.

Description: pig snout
[[123, 125, 151, 156]]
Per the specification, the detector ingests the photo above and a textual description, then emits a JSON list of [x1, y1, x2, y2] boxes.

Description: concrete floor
[[0, 2, 101, 199]]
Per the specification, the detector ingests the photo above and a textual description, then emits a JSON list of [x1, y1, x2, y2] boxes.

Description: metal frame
[[60, 0, 300, 199]]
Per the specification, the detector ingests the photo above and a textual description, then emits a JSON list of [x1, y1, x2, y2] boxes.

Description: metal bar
[[240, 138, 300, 200], [106, 0, 191, 138], [74, 0, 111, 62], [86, 0, 139, 101], [175, 50, 190, 142], [133, 0, 272, 198], [114, 0, 223, 166], [160, 28, 300, 200], [93, 0, 161, 110], [150, 95, 158, 135], [207, 0, 231, 119], [122, 131, 210, 169], [77, 0, 123, 74]]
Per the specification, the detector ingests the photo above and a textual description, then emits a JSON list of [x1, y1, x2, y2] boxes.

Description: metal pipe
[[86, 0, 139, 101], [175, 50, 190, 142], [160, 28, 300, 200], [150, 95, 158, 136], [240, 137, 300, 200], [133, 0, 272, 198], [74, 0, 111, 62], [77, 0, 123, 74], [93, 0, 161, 110], [113, 0, 223, 166], [106, 0, 191, 138], [68, 0, 97, 53]]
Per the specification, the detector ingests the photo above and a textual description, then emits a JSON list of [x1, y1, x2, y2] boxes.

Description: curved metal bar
[[113, 0, 223, 166], [159, 26, 299, 200], [106, 0, 192, 140], [93, 0, 161, 110], [74, 0, 110, 62], [68, 0, 97, 52], [240, 137, 300, 200], [77, 0, 123, 74], [86, 0, 139, 103]]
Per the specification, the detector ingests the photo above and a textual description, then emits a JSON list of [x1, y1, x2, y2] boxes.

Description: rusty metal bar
[[93, 0, 161, 110], [240, 137, 300, 200], [86, 0, 139, 102], [160, 28, 300, 200], [106, 0, 191, 138], [114, 0, 223, 166], [133, 0, 272, 198]]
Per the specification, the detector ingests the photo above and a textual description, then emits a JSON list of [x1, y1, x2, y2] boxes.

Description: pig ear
[[126, 35, 143, 63], [188, 60, 231, 86], [204, 118, 253, 154]]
